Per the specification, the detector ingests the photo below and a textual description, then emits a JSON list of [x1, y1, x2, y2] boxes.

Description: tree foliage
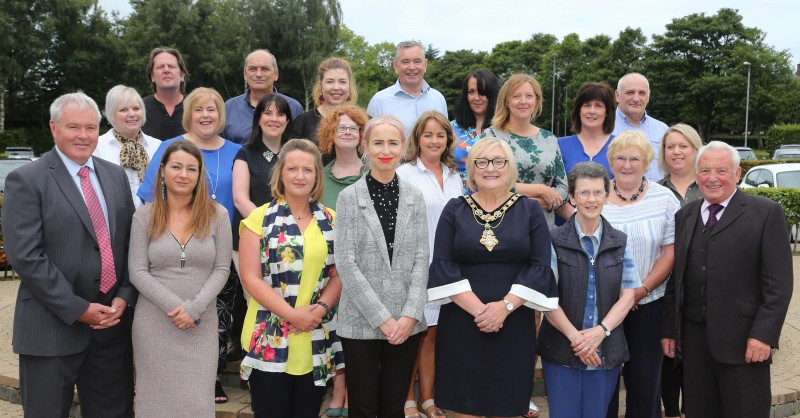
[[1, 4, 796, 154]]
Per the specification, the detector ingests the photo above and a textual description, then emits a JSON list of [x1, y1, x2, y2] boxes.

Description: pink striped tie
[[79, 166, 116, 293]]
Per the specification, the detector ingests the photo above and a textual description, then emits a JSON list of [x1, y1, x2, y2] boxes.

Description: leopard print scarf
[[113, 129, 150, 182]]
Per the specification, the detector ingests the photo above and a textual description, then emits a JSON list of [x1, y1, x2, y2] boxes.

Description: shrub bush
[[740, 188, 800, 241], [765, 124, 800, 152]]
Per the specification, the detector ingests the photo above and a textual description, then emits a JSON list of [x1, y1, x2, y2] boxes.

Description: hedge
[[740, 158, 800, 173], [740, 188, 800, 246], [0, 128, 53, 156], [765, 124, 800, 151]]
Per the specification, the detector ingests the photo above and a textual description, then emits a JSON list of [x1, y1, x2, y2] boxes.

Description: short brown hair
[[146, 47, 188, 94], [182, 87, 225, 134], [317, 105, 369, 155], [492, 74, 544, 132], [269, 139, 325, 203], [404, 111, 457, 172], [570, 82, 616, 134]]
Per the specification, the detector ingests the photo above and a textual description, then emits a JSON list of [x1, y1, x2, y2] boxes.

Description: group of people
[[1, 38, 793, 418]]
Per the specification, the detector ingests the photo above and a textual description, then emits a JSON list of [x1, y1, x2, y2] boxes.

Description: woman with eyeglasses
[[318, 105, 369, 210], [601, 131, 680, 418], [538, 162, 639, 417], [428, 137, 558, 418]]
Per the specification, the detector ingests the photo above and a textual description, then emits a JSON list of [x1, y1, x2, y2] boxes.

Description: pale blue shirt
[[601, 181, 679, 304], [367, 79, 448, 134], [55, 147, 110, 231], [612, 107, 668, 181]]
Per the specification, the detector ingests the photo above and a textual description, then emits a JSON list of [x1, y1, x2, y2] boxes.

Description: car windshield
[[738, 150, 756, 160], [776, 171, 800, 188], [0, 160, 29, 176]]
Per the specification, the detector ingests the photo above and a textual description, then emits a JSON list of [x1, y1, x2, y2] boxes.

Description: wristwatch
[[502, 299, 514, 311], [599, 322, 611, 337]]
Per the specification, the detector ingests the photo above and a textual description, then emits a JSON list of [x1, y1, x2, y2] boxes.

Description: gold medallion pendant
[[464, 193, 520, 252], [480, 223, 499, 251]]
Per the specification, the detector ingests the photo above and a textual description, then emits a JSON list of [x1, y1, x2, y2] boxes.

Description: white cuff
[[509, 284, 558, 312], [427, 279, 472, 305]]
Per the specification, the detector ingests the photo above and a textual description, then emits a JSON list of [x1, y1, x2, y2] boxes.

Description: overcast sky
[[99, 0, 798, 66]]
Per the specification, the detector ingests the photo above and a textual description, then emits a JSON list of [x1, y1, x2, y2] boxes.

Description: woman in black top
[[292, 57, 358, 145], [232, 94, 294, 268]]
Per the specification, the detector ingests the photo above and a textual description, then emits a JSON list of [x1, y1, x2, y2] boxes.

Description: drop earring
[[160, 178, 166, 200]]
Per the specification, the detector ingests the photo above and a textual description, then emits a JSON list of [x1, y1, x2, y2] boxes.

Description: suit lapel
[[93, 158, 117, 239], [680, 201, 701, 260], [47, 150, 97, 241], [355, 179, 391, 268], [710, 191, 745, 237]]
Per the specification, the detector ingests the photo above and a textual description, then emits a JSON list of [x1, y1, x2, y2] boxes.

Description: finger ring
[[584, 347, 589, 351]]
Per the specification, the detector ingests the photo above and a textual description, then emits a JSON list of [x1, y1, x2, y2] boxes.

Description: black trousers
[[606, 299, 663, 418], [19, 336, 134, 418], [340, 334, 422, 418], [661, 355, 684, 416], [682, 320, 771, 418], [217, 262, 239, 373], [249, 370, 327, 418]]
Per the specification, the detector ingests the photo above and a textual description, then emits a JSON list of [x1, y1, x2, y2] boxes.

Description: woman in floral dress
[[238, 139, 343, 417]]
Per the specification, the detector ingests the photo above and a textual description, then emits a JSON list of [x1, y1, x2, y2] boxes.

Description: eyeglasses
[[336, 125, 360, 133], [614, 156, 644, 165], [473, 158, 508, 169], [575, 190, 608, 200], [697, 168, 732, 177]]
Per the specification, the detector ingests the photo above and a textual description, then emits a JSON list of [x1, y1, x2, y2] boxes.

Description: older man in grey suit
[[2, 92, 137, 417]]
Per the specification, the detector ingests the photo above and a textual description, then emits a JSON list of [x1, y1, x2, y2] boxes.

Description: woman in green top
[[656, 123, 703, 418], [657, 123, 704, 206], [238, 139, 343, 417], [318, 105, 369, 210]]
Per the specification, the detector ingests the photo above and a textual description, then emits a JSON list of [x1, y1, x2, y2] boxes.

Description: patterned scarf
[[113, 129, 149, 182], [240, 199, 343, 386]]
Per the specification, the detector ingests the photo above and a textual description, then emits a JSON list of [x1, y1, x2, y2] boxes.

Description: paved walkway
[[1, 256, 800, 417]]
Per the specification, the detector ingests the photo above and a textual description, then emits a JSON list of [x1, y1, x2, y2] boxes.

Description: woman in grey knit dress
[[129, 141, 232, 418]]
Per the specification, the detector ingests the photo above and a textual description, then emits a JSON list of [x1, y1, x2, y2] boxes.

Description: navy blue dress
[[428, 196, 558, 416]]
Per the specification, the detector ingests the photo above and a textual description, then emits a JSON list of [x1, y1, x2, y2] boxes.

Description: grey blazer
[[2, 149, 136, 356], [334, 175, 430, 340]]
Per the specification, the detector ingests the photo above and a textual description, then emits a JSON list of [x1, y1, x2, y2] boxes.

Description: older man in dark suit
[[661, 141, 793, 418], [2, 92, 137, 417]]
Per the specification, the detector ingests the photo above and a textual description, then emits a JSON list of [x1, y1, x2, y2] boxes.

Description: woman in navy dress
[[427, 137, 558, 417]]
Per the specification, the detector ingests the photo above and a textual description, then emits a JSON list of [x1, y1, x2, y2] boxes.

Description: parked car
[[735, 146, 757, 161], [779, 144, 800, 149], [0, 159, 33, 195], [3, 147, 35, 160], [772, 148, 800, 160], [740, 163, 800, 189]]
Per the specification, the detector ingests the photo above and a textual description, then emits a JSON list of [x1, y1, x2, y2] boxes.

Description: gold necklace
[[464, 194, 520, 251]]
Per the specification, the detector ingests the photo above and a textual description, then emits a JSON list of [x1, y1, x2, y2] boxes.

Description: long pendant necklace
[[464, 194, 520, 251], [613, 177, 646, 201], [205, 147, 221, 200], [167, 229, 193, 269]]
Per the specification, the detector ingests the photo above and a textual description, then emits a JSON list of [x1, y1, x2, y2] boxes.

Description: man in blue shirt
[[367, 40, 448, 134], [612, 73, 668, 181], [221, 49, 304, 144]]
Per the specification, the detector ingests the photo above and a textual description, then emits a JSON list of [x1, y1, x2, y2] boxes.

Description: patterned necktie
[[79, 166, 117, 293], [705, 203, 724, 228]]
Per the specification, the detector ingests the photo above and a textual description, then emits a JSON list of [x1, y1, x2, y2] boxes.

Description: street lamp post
[[744, 61, 751, 148], [551, 54, 557, 133]]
